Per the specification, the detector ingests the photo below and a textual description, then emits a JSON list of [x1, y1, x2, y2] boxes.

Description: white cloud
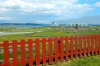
[[0, 16, 12, 20], [95, 2, 100, 7], [0, 8, 8, 13], [0, 0, 37, 13], [0, 0, 93, 19]]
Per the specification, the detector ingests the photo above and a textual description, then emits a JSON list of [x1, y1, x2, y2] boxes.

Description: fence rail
[[0, 34, 100, 66]]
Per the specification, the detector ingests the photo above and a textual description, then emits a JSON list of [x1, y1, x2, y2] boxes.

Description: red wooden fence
[[0, 34, 100, 66]]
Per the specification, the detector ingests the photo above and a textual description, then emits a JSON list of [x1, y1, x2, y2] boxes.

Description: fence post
[[95, 35, 98, 55], [58, 40, 60, 55], [20, 40, 26, 66], [48, 38, 52, 64], [35, 38, 40, 66], [12, 40, 18, 66], [84, 36, 86, 57], [99, 35, 100, 55], [91, 35, 95, 55], [54, 37, 59, 62], [42, 38, 46, 65], [97, 35, 100, 54], [70, 36, 73, 59], [97, 35, 99, 54], [28, 39, 33, 66], [59, 37, 64, 62], [87, 35, 91, 56], [4, 41, 10, 66], [79, 36, 82, 58], [65, 36, 69, 61], [75, 36, 78, 58]]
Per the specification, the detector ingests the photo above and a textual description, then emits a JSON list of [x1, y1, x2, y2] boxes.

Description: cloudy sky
[[0, 0, 100, 24]]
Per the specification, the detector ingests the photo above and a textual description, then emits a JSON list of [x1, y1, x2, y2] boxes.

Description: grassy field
[[0, 30, 100, 42], [49, 55, 100, 66], [0, 26, 100, 66]]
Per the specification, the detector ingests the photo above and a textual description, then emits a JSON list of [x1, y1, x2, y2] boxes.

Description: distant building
[[66, 23, 90, 30], [51, 22, 90, 30], [51, 22, 59, 26], [51, 22, 60, 30]]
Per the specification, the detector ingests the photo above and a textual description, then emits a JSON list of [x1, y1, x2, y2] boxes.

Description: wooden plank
[[4, 41, 10, 66], [97, 35, 99, 54], [12, 40, 18, 66], [58, 39, 60, 54], [87, 35, 91, 56], [75, 36, 78, 58], [59, 37, 64, 62], [95, 35, 98, 55], [65, 36, 69, 60], [91, 35, 95, 55], [79, 36, 82, 58], [70, 36, 73, 59], [42, 38, 46, 65], [20, 40, 26, 66], [54, 37, 58, 62], [83, 36, 86, 57], [28, 39, 33, 66], [48, 38, 52, 64], [99, 35, 100, 55], [35, 38, 40, 66]]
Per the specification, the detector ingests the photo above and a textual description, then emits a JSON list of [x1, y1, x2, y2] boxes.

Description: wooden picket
[[75, 36, 78, 58], [0, 34, 100, 66], [83, 36, 86, 57], [28, 39, 33, 66], [42, 38, 46, 65], [54, 37, 59, 62], [35, 39, 40, 66], [48, 38, 52, 64], [79, 36, 82, 58], [87, 35, 91, 56], [70, 36, 73, 59], [91, 35, 95, 55], [97, 35, 99, 54], [59, 37, 64, 61], [12, 40, 18, 66], [4, 41, 9, 66], [95, 35, 98, 55], [65, 36, 69, 60], [99, 35, 100, 54], [20, 40, 26, 66]]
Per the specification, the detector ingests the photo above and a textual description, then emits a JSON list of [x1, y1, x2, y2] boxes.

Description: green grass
[[50, 55, 100, 66], [30, 30, 100, 37], [0, 27, 52, 32], [0, 26, 100, 66], [0, 30, 99, 42], [0, 34, 35, 42]]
